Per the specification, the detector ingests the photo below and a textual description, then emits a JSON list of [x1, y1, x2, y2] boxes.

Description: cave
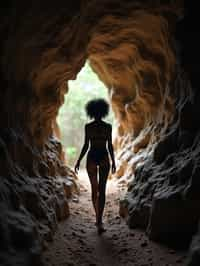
[[1, 1, 200, 266]]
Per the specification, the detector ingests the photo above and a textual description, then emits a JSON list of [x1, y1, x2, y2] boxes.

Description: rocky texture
[[187, 223, 200, 266], [0, 3, 81, 265], [0, 131, 78, 266], [119, 0, 200, 261], [0, 0, 200, 265]]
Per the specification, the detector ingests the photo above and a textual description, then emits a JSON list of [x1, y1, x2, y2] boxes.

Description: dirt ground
[[43, 170, 187, 266]]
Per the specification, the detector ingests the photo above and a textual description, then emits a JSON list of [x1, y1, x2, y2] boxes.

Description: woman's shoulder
[[86, 121, 93, 127], [86, 121, 111, 129], [102, 121, 112, 130], [85, 121, 94, 129]]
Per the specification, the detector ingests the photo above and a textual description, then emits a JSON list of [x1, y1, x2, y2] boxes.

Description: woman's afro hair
[[85, 98, 109, 119]]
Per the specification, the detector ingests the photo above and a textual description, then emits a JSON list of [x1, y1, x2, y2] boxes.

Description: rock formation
[[0, 0, 200, 265]]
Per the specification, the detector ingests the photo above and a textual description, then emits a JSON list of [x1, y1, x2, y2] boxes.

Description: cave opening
[[57, 60, 115, 168]]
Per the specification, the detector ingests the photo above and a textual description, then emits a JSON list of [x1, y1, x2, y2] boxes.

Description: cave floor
[[43, 170, 186, 266]]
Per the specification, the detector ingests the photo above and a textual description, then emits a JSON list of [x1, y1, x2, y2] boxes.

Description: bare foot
[[97, 224, 106, 235], [95, 222, 104, 226]]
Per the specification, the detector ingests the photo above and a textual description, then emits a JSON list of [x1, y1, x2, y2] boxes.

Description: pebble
[[78, 238, 84, 243], [169, 249, 176, 254], [72, 197, 79, 203], [72, 231, 77, 236], [112, 233, 118, 240], [176, 258, 183, 263], [146, 249, 152, 253], [141, 241, 148, 247], [119, 247, 128, 253]]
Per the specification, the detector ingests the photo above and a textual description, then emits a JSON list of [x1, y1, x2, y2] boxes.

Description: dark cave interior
[[0, 1, 200, 265]]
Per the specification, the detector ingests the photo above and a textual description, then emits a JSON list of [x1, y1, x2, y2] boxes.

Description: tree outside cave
[[57, 61, 115, 167]]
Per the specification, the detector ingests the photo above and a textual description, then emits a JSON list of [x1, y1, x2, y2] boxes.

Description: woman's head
[[85, 98, 109, 120]]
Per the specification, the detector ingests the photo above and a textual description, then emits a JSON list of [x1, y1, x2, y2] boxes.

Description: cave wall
[[0, 0, 200, 265], [118, 0, 200, 257], [175, 2, 200, 265], [0, 2, 81, 265], [87, 2, 180, 183]]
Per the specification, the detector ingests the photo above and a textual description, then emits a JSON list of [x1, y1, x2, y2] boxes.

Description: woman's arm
[[107, 124, 116, 174], [75, 125, 89, 173]]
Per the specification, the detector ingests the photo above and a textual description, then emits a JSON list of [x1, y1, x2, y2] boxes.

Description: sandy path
[[43, 170, 186, 266]]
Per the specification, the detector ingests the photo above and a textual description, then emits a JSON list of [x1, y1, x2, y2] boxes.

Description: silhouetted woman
[[74, 98, 116, 234]]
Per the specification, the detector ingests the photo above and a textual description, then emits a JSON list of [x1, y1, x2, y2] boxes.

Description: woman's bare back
[[86, 120, 111, 150]]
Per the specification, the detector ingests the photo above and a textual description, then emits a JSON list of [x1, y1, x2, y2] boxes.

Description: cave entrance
[[57, 60, 115, 168], [56, 60, 123, 207], [54, 9, 178, 196]]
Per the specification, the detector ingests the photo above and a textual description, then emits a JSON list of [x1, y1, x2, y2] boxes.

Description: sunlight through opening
[[57, 61, 115, 167]]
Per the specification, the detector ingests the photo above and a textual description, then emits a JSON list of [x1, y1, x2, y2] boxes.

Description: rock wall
[[0, 0, 200, 265], [87, 3, 180, 183], [0, 2, 80, 265], [118, 1, 200, 261]]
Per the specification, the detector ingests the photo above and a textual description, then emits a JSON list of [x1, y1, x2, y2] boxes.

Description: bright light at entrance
[[57, 61, 114, 166]]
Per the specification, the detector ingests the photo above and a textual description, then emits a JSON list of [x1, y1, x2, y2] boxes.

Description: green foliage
[[65, 146, 77, 165], [57, 61, 114, 167]]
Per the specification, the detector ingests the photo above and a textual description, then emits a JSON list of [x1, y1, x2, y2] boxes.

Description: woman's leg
[[86, 157, 99, 223], [97, 156, 110, 226]]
